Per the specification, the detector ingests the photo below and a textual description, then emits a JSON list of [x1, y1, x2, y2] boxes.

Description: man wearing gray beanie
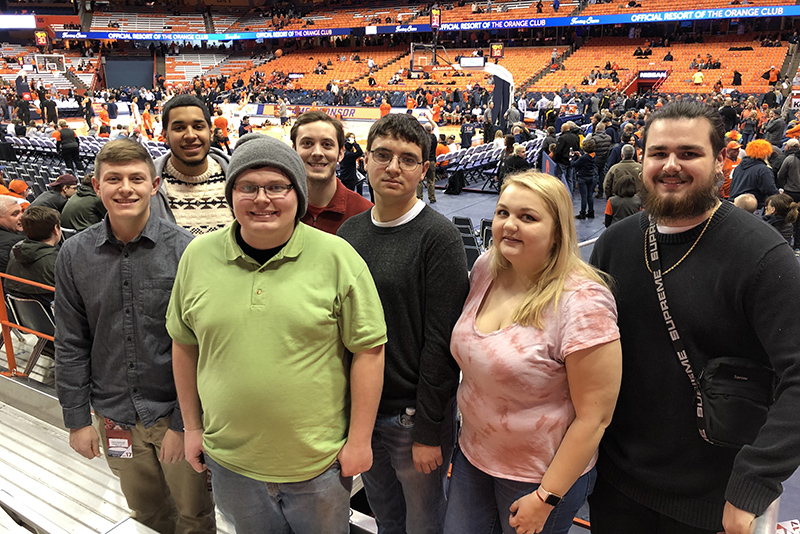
[[168, 132, 388, 534]]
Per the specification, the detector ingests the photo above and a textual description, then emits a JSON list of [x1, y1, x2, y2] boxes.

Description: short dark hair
[[582, 138, 596, 153], [95, 138, 156, 181], [642, 101, 725, 157], [367, 113, 430, 162], [290, 110, 345, 151], [21, 206, 60, 241], [162, 94, 211, 128]]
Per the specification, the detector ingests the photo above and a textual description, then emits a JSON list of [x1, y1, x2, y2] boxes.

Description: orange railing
[[0, 273, 54, 379]]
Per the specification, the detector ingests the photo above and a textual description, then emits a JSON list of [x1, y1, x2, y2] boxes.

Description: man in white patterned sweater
[[151, 95, 232, 235]]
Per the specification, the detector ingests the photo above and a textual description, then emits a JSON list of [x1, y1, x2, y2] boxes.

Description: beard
[[640, 169, 720, 223]]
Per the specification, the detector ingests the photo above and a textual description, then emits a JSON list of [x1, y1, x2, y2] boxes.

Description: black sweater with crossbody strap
[[590, 201, 800, 530]]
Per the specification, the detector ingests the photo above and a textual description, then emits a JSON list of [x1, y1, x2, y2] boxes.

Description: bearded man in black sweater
[[589, 101, 800, 534]]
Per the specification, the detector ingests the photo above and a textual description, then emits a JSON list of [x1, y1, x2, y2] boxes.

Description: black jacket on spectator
[[503, 154, 529, 176], [0, 227, 24, 273], [591, 131, 613, 161], [338, 142, 364, 190], [553, 130, 581, 166]]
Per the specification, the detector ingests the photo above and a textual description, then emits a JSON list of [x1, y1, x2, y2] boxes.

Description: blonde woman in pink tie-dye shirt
[[443, 172, 622, 534]]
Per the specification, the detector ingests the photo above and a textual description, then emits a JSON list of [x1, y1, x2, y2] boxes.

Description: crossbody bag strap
[[646, 222, 714, 445]]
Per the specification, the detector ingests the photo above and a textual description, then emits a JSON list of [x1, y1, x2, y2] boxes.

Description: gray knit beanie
[[225, 133, 308, 218]]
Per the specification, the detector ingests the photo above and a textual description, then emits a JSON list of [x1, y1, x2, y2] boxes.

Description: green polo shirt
[[166, 222, 387, 482]]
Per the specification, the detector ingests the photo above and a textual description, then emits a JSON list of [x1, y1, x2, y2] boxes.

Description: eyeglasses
[[369, 149, 423, 171], [233, 183, 294, 199]]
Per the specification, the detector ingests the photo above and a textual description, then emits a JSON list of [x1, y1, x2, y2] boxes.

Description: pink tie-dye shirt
[[451, 253, 619, 483]]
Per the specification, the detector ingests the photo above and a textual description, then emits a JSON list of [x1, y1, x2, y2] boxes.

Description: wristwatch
[[537, 486, 563, 506]]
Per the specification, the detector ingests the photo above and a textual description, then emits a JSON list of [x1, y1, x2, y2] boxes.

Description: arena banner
[[56, 27, 350, 41], [375, 23, 432, 34], [260, 104, 382, 121], [55, 4, 800, 41], [437, 4, 799, 30]]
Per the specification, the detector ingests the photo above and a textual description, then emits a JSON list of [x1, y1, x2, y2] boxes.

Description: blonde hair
[[490, 171, 609, 329]]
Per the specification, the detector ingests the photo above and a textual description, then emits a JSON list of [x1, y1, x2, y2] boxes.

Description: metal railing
[[753, 498, 780, 534], [0, 272, 54, 379]]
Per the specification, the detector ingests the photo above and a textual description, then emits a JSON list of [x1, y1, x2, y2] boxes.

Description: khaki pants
[[416, 164, 437, 202], [95, 415, 216, 534]]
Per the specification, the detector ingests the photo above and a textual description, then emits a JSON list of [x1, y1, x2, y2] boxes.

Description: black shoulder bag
[[646, 221, 774, 449]]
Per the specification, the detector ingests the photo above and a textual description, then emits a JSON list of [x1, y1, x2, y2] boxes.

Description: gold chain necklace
[[645, 203, 720, 275]]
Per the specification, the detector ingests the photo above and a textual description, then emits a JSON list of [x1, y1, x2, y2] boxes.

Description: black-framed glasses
[[233, 183, 294, 199], [369, 149, 423, 171]]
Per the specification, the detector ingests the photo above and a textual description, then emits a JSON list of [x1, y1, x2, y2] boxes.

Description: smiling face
[[293, 121, 343, 185], [165, 105, 210, 176], [492, 184, 555, 276], [93, 160, 160, 235], [231, 167, 298, 250], [641, 117, 724, 225]]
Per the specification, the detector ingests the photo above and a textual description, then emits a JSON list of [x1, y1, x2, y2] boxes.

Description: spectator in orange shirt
[[406, 94, 416, 110], [5, 180, 30, 208], [98, 104, 110, 127], [213, 108, 228, 133], [432, 100, 442, 125], [768, 66, 779, 86], [380, 98, 391, 117], [142, 103, 154, 139], [720, 140, 741, 199]]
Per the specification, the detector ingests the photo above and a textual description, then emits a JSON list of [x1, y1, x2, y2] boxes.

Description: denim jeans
[[361, 401, 457, 534], [577, 177, 595, 215], [443, 448, 596, 534], [205, 455, 352, 534]]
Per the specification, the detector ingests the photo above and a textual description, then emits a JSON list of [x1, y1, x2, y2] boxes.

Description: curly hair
[[745, 139, 773, 161]]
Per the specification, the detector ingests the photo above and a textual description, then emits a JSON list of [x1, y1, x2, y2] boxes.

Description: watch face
[[544, 493, 562, 506]]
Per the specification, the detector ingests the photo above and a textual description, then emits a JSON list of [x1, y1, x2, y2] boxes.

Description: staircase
[[350, 52, 410, 84], [520, 43, 580, 95], [63, 70, 87, 91], [204, 11, 215, 34]]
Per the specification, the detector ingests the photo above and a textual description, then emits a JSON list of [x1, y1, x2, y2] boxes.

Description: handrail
[[0, 272, 55, 379], [578, 237, 598, 248], [752, 498, 779, 534]]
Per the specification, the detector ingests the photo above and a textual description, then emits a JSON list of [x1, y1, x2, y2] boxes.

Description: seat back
[[6, 295, 55, 337]]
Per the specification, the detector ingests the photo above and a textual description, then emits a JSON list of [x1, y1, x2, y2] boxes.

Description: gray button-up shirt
[[54, 214, 193, 430]]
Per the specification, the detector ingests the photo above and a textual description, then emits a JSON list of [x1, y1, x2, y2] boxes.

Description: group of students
[[9, 94, 793, 534]]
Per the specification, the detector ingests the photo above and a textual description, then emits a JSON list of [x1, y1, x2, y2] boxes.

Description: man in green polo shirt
[[167, 133, 387, 534]]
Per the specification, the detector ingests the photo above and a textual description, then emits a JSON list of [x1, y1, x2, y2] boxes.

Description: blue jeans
[[361, 402, 457, 534], [205, 455, 352, 534], [443, 448, 596, 534], [577, 177, 595, 215]]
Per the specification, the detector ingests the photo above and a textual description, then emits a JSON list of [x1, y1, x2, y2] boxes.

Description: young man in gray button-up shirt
[[54, 139, 215, 534]]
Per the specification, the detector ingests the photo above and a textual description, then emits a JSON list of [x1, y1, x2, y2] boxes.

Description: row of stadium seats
[[530, 35, 788, 94]]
